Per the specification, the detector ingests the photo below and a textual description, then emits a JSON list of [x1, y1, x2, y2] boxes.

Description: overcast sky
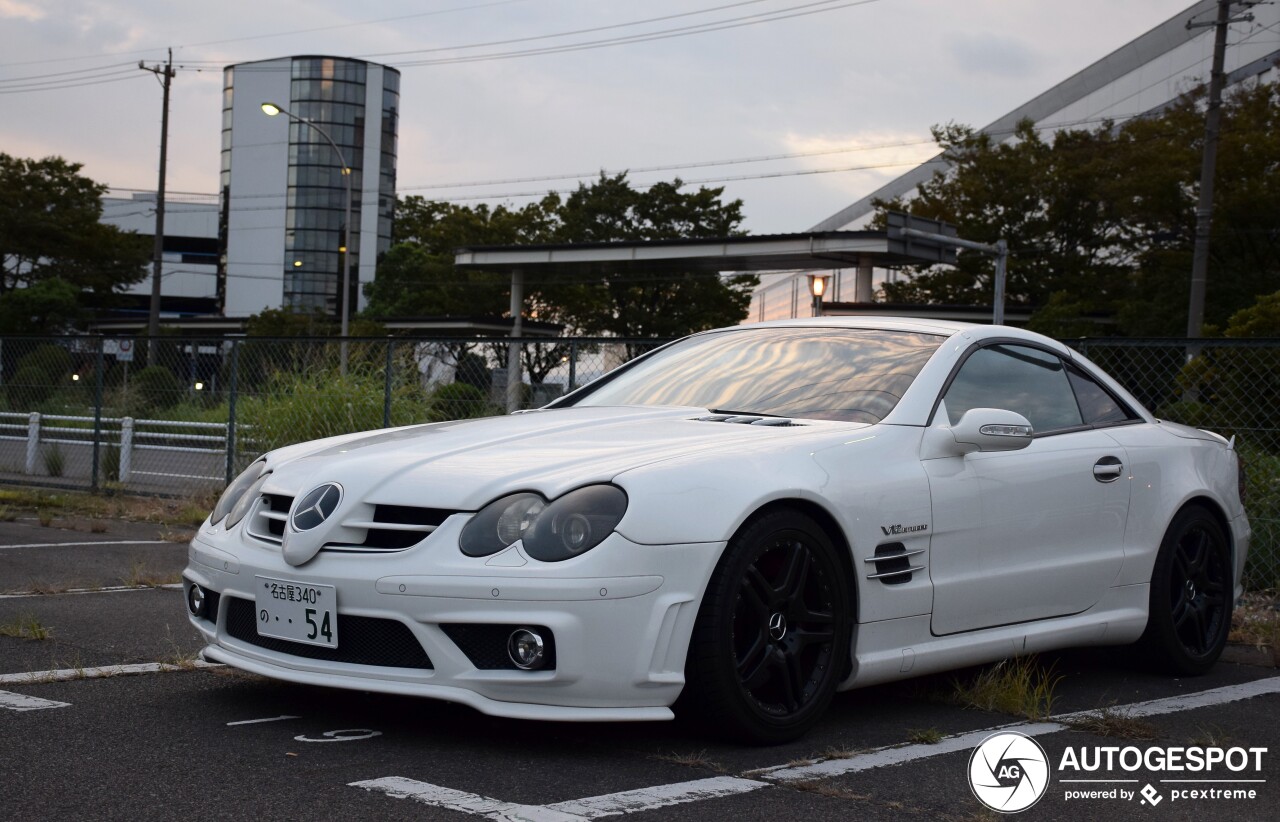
[[1, 0, 1202, 234]]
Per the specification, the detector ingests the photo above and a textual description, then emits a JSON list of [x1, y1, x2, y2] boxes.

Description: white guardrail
[[0, 411, 235, 484]]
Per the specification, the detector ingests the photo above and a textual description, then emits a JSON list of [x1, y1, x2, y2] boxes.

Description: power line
[[0, 61, 137, 84], [0, 72, 148, 94]]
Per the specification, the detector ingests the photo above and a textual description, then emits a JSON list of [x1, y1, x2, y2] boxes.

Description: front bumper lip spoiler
[[200, 645, 674, 722]]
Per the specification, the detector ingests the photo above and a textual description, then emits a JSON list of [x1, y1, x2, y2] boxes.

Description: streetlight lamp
[[808, 274, 828, 317], [261, 101, 354, 375]]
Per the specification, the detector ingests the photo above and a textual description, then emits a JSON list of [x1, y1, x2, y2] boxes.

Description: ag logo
[[968, 731, 1050, 813]]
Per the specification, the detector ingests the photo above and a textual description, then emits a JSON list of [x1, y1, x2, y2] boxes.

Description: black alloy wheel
[[1139, 505, 1232, 675], [682, 510, 851, 744]]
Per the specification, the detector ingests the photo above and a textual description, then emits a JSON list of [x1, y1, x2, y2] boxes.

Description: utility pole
[[1185, 1, 1254, 341], [139, 49, 175, 360]]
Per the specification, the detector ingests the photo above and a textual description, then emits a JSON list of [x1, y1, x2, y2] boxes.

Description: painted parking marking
[[0, 539, 173, 550], [351, 775, 768, 821], [296, 729, 382, 743], [227, 715, 300, 726], [353, 675, 1280, 818], [0, 583, 183, 599], [0, 690, 71, 711], [0, 660, 221, 685], [760, 676, 1280, 783]]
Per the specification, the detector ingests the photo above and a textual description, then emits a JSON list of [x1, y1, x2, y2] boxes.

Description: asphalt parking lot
[[2, 515, 1277, 821]]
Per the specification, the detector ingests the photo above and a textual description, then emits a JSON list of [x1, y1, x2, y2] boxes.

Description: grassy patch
[[907, 727, 943, 745], [950, 656, 1061, 720], [0, 613, 52, 640], [815, 745, 864, 760], [122, 560, 182, 588], [0, 505, 15, 522], [0, 485, 216, 529], [1063, 705, 1159, 739], [1229, 590, 1279, 654]]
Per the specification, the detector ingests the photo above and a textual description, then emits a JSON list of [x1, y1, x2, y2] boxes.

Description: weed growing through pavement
[[651, 750, 727, 773], [1188, 724, 1235, 748], [37, 510, 53, 527], [0, 505, 14, 522], [789, 780, 871, 801], [1063, 705, 1159, 739], [907, 727, 943, 745], [0, 613, 51, 640], [950, 656, 1062, 720], [122, 559, 181, 588]]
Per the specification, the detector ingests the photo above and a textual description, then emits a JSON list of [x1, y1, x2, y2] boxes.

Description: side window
[[1067, 365, 1135, 425], [943, 344, 1084, 433]]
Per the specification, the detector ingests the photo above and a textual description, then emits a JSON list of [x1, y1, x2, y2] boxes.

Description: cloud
[[947, 32, 1039, 77], [0, 0, 44, 21], [777, 130, 941, 198]]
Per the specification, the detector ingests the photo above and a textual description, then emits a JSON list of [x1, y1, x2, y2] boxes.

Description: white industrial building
[[749, 0, 1280, 323], [220, 55, 400, 319], [101, 192, 220, 318]]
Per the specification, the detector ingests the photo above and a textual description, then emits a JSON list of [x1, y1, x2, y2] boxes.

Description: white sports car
[[183, 318, 1249, 743]]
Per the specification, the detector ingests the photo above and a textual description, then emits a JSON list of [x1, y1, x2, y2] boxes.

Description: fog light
[[187, 583, 206, 617], [507, 628, 546, 670]]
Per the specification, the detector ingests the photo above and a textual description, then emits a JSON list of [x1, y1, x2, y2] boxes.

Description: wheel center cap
[[1185, 579, 1197, 600], [768, 612, 788, 641]]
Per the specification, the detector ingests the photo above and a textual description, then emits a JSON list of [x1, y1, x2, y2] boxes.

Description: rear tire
[[680, 510, 851, 744], [1138, 505, 1232, 675]]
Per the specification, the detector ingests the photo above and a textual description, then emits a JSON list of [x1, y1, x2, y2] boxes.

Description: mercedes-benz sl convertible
[[183, 318, 1249, 742]]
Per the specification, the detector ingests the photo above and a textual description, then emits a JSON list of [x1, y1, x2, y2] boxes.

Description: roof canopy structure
[[453, 230, 952, 274]]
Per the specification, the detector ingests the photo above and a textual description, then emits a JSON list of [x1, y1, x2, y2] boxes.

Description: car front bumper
[[183, 518, 723, 722]]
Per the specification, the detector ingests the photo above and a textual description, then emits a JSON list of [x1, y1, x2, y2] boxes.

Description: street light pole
[[261, 102, 353, 376]]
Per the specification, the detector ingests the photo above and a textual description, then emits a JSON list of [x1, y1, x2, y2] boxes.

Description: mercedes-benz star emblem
[[291, 483, 342, 532], [768, 612, 788, 641]]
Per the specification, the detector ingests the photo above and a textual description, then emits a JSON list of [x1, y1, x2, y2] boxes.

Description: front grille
[[325, 504, 460, 553], [224, 597, 433, 669], [441, 623, 557, 671], [246, 493, 293, 545]]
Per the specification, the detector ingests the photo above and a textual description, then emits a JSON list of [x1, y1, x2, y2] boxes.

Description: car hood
[[261, 406, 857, 510]]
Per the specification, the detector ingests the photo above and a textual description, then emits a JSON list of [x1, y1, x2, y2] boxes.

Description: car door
[[924, 343, 1133, 635]]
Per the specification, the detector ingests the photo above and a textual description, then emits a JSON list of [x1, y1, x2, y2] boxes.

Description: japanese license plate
[[255, 576, 338, 648]]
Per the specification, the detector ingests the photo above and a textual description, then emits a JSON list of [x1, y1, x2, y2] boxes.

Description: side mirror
[[950, 408, 1033, 454]]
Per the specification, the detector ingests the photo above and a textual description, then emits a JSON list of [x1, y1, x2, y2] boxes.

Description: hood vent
[[696, 414, 801, 427]]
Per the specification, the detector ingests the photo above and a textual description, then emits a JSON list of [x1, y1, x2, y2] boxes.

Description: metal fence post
[[25, 412, 40, 475], [226, 340, 239, 485], [120, 417, 134, 483], [383, 338, 394, 429], [91, 337, 104, 492], [568, 340, 578, 392]]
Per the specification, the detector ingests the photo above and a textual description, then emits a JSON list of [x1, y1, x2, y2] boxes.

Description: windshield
[[562, 327, 943, 423]]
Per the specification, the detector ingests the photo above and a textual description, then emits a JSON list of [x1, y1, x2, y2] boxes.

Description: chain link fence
[[1, 334, 1276, 587]]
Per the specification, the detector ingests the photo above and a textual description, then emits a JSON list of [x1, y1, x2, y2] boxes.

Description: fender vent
[[864, 542, 924, 586]]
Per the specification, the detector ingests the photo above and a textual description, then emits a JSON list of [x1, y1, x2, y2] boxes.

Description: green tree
[[875, 83, 1280, 336], [0, 154, 149, 327], [365, 175, 757, 346]]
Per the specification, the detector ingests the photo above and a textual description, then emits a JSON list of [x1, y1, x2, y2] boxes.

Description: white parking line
[[0, 660, 221, 685], [759, 676, 1280, 783], [0, 540, 174, 550], [0, 584, 183, 599], [0, 690, 71, 711], [352, 675, 1280, 819], [350, 775, 767, 821], [227, 715, 300, 726]]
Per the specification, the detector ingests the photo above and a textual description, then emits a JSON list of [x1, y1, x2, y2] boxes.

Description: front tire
[[1138, 505, 1232, 675], [681, 510, 851, 744]]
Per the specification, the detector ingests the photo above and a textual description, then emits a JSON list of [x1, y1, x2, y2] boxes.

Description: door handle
[[1093, 456, 1123, 483]]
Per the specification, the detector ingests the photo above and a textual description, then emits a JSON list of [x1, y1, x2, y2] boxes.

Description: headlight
[[459, 485, 628, 562], [210, 460, 266, 525], [225, 471, 271, 529]]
